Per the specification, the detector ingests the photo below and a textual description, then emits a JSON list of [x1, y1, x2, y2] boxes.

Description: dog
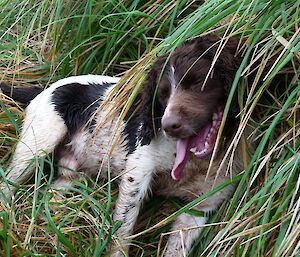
[[0, 34, 249, 256]]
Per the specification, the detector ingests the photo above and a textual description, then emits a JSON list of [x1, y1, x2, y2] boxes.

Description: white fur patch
[[168, 65, 177, 89], [49, 74, 120, 90], [163, 65, 178, 123]]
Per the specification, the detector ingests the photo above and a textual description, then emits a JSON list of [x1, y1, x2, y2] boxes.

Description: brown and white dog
[[0, 35, 248, 256]]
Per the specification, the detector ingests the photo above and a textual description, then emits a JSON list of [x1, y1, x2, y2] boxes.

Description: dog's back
[[0, 75, 121, 200]]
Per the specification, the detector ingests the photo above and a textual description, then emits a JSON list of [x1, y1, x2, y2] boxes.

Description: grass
[[0, 0, 299, 256]]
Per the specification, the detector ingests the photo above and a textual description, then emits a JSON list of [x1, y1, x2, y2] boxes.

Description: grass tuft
[[0, 0, 299, 256]]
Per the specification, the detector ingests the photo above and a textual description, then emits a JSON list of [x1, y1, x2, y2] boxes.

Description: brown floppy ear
[[216, 37, 243, 116], [137, 55, 168, 145], [217, 37, 241, 69]]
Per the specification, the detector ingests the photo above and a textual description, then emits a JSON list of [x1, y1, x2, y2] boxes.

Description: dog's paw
[[164, 246, 185, 257], [109, 250, 127, 257], [107, 242, 128, 257]]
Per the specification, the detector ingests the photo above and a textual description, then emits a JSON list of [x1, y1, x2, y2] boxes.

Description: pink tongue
[[170, 124, 212, 180], [170, 108, 223, 180], [171, 139, 191, 180]]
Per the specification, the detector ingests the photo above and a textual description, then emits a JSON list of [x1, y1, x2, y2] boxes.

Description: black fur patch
[[123, 91, 162, 154], [52, 82, 113, 134], [0, 83, 43, 106], [123, 99, 141, 154]]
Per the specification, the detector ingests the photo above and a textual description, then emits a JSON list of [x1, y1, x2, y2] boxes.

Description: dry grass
[[0, 0, 299, 256]]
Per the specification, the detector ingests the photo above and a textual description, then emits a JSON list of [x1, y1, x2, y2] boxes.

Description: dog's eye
[[160, 87, 170, 99], [194, 78, 204, 85]]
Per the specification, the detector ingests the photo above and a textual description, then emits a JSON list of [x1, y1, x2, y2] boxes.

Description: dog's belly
[[65, 120, 128, 180], [81, 138, 128, 180]]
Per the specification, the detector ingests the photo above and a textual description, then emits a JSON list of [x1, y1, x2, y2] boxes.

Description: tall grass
[[0, 0, 299, 256]]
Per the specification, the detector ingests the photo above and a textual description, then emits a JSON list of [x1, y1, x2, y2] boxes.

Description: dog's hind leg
[[50, 152, 80, 198], [0, 91, 68, 202]]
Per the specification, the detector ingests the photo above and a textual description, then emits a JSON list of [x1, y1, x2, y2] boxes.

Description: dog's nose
[[162, 116, 183, 137]]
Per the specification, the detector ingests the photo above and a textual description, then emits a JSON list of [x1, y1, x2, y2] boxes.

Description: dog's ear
[[216, 37, 243, 116], [217, 37, 241, 70], [193, 35, 242, 116], [137, 55, 167, 145]]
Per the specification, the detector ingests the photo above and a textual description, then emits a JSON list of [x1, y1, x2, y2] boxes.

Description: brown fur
[[139, 35, 242, 142]]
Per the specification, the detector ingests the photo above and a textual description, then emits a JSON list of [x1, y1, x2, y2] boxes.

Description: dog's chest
[[65, 115, 224, 199], [153, 157, 211, 196]]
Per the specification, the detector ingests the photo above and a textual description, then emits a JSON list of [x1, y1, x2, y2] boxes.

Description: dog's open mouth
[[171, 108, 223, 180]]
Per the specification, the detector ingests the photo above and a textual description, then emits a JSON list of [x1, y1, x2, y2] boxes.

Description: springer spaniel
[[0, 35, 248, 256]]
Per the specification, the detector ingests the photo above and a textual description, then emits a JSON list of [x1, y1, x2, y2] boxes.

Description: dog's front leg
[[164, 213, 208, 257], [112, 149, 156, 256]]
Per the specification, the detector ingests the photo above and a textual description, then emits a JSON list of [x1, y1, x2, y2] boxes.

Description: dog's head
[[139, 35, 242, 179]]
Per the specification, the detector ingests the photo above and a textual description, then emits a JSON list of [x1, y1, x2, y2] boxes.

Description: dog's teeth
[[195, 150, 205, 155], [213, 120, 217, 126], [190, 147, 197, 153], [205, 142, 209, 148]]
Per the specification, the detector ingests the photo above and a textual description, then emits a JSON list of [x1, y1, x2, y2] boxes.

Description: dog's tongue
[[170, 108, 223, 180], [171, 126, 209, 180], [171, 139, 191, 180]]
